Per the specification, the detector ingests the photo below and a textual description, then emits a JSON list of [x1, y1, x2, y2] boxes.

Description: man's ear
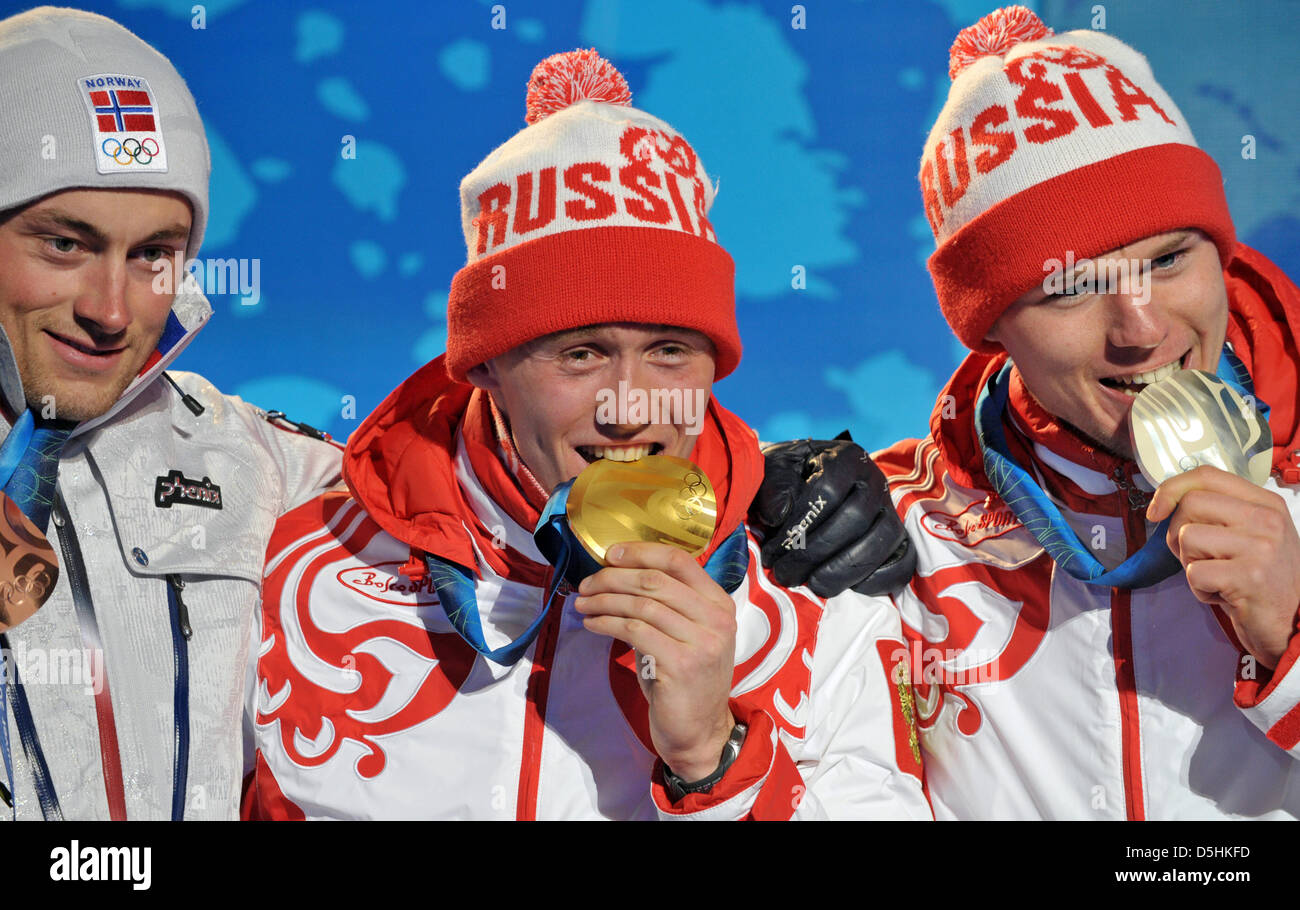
[[465, 361, 499, 391], [982, 320, 999, 346]]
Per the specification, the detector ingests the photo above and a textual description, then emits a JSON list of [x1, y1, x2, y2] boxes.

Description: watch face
[[1130, 369, 1272, 487], [566, 454, 717, 565]]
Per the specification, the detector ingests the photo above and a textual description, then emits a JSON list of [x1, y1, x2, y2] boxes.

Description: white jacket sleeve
[[164, 371, 345, 515], [228, 397, 345, 513]]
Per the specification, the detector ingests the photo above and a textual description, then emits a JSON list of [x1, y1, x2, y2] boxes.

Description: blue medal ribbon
[[0, 410, 81, 818], [974, 348, 1261, 589], [0, 411, 34, 492], [426, 477, 751, 666]]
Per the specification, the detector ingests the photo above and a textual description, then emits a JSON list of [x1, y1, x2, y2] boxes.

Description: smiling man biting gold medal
[[243, 50, 932, 821]]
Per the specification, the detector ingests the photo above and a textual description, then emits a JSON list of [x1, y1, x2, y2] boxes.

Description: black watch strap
[[663, 722, 748, 803]]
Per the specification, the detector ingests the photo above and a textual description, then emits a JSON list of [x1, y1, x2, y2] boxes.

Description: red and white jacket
[[876, 245, 1300, 819], [242, 359, 931, 820]]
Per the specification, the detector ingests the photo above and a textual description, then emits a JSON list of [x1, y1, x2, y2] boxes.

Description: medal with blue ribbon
[[0, 409, 74, 818], [425, 455, 750, 666], [974, 348, 1263, 589], [0, 411, 63, 629]]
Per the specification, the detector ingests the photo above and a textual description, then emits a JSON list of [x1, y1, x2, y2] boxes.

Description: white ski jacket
[[1, 287, 342, 820]]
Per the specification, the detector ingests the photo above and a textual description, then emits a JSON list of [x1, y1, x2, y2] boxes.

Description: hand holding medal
[[563, 455, 740, 782], [1139, 369, 1300, 670]]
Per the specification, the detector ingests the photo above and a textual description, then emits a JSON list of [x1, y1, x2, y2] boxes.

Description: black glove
[[749, 433, 916, 598]]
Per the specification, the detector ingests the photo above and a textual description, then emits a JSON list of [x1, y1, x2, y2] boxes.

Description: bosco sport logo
[[921, 499, 1021, 546]]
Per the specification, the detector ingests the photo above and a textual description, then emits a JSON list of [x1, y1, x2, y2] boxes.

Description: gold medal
[[566, 455, 717, 564], [1130, 369, 1272, 487]]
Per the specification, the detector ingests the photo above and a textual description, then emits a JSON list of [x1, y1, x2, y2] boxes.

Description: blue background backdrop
[[17, 0, 1300, 450]]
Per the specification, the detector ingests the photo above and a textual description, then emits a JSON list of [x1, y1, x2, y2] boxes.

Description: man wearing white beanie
[[0, 5, 346, 820], [875, 5, 1300, 818], [0, 8, 914, 820]]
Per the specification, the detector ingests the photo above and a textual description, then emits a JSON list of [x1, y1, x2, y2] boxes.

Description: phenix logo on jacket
[[875, 246, 1300, 819], [243, 356, 931, 820]]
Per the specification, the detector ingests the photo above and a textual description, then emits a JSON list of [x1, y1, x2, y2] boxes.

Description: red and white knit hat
[[921, 6, 1236, 351], [446, 49, 739, 382]]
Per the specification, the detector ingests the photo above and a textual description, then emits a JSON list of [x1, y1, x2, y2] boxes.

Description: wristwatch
[[662, 722, 748, 803]]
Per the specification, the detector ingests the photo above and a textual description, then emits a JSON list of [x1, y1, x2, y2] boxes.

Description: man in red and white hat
[[876, 5, 1300, 818], [242, 50, 932, 820]]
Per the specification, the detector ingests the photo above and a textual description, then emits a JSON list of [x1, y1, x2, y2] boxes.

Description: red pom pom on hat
[[525, 48, 632, 125], [948, 5, 1053, 80]]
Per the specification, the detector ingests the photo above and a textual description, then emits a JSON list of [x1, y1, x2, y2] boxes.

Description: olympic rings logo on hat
[[101, 137, 160, 165]]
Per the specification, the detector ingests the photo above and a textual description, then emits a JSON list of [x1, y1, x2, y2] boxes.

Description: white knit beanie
[[921, 6, 1235, 351], [0, 6, 210, 254]]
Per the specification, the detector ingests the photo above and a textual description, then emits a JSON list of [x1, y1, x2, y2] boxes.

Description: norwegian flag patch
[[78, 73, 169, 175]]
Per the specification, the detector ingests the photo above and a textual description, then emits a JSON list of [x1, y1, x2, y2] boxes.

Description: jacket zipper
[[1110, 463, 1148, 821], [168, 575, 193, 641], [165, 575, 192, 821], [52, 492, 129, 821], [515, 588, 565, 820]]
